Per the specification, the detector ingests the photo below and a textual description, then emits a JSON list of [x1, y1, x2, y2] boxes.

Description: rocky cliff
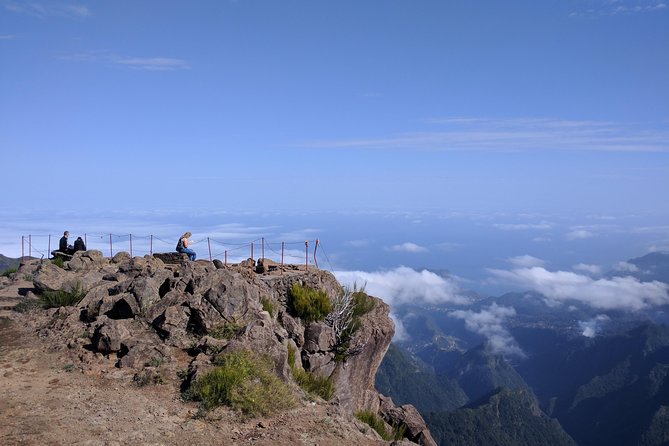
[[13, 250, 435, 446]]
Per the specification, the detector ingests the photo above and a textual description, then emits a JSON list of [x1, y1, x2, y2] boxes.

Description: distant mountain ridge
[[377, 252, 669, 446], [0, 254, 20, 274]]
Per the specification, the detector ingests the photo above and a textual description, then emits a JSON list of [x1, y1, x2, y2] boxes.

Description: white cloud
[[493, 221, 553, 231], [387, 242, 428, 253], [291, 117, 669, 153], [566, 229, 596, 240], [115, 57, 190, 71], [345, 239, 369, 248], [59, 52, 190, 71], [532, 237, 552, 243], [579, 315, 611, 338], [5, 2, 90, 18], [573, 263, 602, 275], [450, 304, 525, 358], [0, 34, 16, 40], [334, 266, 469, 307], [488, 266, 669, 311], [613, 261, 640, 273], [507, 255, 546, 268], [570, 1, 668, 16]]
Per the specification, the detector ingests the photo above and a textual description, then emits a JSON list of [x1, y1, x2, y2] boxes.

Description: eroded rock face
[[330, 297, 395, 411]]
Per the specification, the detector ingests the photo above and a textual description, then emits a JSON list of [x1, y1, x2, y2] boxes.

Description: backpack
[[176, 238, 184, 251]]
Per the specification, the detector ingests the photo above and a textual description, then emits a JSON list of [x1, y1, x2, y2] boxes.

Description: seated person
[[73, 236, 86, 252], [176, 231, 196, 261], [59, 231, 74, 255]]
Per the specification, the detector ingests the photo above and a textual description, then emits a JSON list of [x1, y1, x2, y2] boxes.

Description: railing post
[[208, 237, 212, 261], [21, 236, 24, 263], [313, 239, 319, 269], [150, 235, 153, 255], [129, 234, 133, 257], [224, 250, 228, 266], [305, 241, 309, 272], [251, 242, 254, 261], [109, 233, 113, 258], [48, 234, 51, 258], [29, 234, 32, 259], [84, 233, 87, 247], [281, 241, 285, 275], [262, 237, 265, 260]]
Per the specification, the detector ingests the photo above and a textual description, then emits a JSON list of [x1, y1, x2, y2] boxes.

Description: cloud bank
[[334, 266, 468, 307], [488, 266, 669, 311], [450, 304, 525, 358], [507, 255, 546, 268]]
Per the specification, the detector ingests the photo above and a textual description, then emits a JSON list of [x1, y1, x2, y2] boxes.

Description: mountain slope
[[426, 388, 576, 446]]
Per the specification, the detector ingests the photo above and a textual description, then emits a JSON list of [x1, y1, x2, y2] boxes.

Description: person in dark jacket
[[73, 237, 86, 252], [59, 231, 74, 254]]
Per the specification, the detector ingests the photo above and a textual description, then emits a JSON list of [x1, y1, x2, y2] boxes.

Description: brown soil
[[0, 281, 385, 446]]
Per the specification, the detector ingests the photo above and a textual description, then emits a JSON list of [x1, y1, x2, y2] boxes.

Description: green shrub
[[208, 322, 243, 340], [287, 344, 335, 401], [190, 350, 296, 416], [1, 267, 18, 278], [13, 298, 41, 313], [355, 410, 406, 441], [352, 290, 376, 318], [40, 282, 86, 309], [289, 283, 332, 323], [52, 257, 65, 268], [23, 273, 33, 281], [261, 296, 275, 317]]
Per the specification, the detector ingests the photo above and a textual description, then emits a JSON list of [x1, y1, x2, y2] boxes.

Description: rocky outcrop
[[18, 252, 434, 446]]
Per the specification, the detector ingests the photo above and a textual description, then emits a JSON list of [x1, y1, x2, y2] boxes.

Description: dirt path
[[0, 285, 385, 446]]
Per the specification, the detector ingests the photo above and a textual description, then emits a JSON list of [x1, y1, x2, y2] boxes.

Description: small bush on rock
[[1, 267, 17, 278], [40, 282, 86, 309], [287, 344, 335, 401], [190, 350, 296, 416], [261, 296, 275, 317], [289, 283, 332, 323], [208, 322, 243, 340], [355, 410, 406, 441], [52, 257, 65, 269]]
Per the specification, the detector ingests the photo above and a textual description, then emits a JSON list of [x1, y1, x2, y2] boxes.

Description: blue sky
[[1, 1, 668, 299]]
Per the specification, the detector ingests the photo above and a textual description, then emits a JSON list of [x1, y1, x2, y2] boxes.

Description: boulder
[[379, 395, 438, 446], [279, 312, 305, 346], [92, 318, 132, 354], [112, 252, 131, 263], [67, 250, 106, 271], [152, 252, 188, 265], [303, 351, 336, 377], [256, 258, 278, 274], [304, 322, 336, 353]]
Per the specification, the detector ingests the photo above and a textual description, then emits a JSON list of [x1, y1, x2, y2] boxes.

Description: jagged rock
[[303, 351, 336, 377], [256, 258, 278, 273], [213, 259, 225, 269], [196, 335, 229, 355], [304, 322, 336, 353], [33, 261, 82, 293], [128, 276, 160, 312], [201, 269, 264, 321], [118, 342, 171, 368], [67, 250, 106, 271], [152, 252, 188, 264], [153, 305, 191, 345], [101, 292, 139, 319], [112, 252, 131, 263], [279, 312, 305, 346], [92, 318, 132, 354], [379, 395, 437, 446], [239, 258, 256, 268]]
